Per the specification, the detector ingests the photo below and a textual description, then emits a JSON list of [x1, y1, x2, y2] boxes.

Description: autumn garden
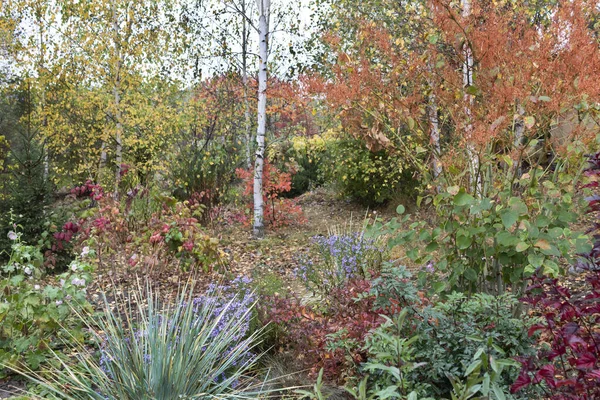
[[1, 0, 600, 399]]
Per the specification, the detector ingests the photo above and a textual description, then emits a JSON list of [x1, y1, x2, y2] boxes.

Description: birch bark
[[112, 1, 123, 199], [461, 0, 480, 194], [253, 0, 269, 238]]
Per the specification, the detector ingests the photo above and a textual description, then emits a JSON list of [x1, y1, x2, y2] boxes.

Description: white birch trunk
[[461, 0, 480, 194], [253, 0, 269, 238], [112, 2, 123, 199], [428, 93, 442, 180], [38, 13, 49, 183], [242, 3, 253, 169], [98, 140, 108, 182], [513, 101, 525, 177]]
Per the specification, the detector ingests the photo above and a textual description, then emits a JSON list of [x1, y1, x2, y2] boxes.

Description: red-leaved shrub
[[235, 161, 306, 229]]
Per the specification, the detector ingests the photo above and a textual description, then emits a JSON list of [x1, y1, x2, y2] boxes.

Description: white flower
[[71, 277, 86, 287], [60, 279, 65, 287], [24, 267, 32, 275], [7, 231, 17, 241], [55, 300, 63, 306], [81, 246, 90, 257], [71, 263, 78, 272], [34, 285, 40, 290]]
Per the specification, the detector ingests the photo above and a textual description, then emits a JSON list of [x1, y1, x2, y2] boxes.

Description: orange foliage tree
[[311, 0, 600, 192]]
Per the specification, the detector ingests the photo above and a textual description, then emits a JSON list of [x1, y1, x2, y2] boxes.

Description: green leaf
[[43, 286, 60, 300], [500, 210, 519, 229], [454, 191, 475, 206], [527, 254, 544, 268], [464, 268, 478, 281], [465, 359, 482, 377], [447, 185, 460, 195], [482, 373, 490, 396], [508, 197, 528, 215], [425, 241, 439, 252], [457, 235, 473, 249], [433, 281, 447, 293], [515, 242, 530, 252], [396, 204, 405, 215], [548, 227, 563, 239], [375, 385, 401, 399], [466, 85, 481, 96], [496, 231, 519, 247], [23, 295, 41, 307], [490, 356, 499, 374], [407, 117, 415, 130], [473, 347, 485, 360], [542, 180, 555, 189], [491, 383, 507, 400], [543, 259, 560, 277], [538, 95, 551, 102]]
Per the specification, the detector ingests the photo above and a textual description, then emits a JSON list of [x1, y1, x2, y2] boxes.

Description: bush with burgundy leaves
[[235, 161, 306, 229], [511, 274, 600, 399], [258, 277, 389, 382]]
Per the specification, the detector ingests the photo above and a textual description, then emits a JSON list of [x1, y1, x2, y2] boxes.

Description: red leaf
[[586, 370, 600, 380], [574, 353, 597, 369], [511, 371, 531, 393], [567, 335, 587, 350], [535, 364, 556, 388], [528, 324, 546, 337]]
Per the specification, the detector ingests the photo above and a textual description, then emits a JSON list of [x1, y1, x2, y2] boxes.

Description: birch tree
[[253, 0, 269, 238], [461, 0, 480, 194], [53, 0, 173, 195]]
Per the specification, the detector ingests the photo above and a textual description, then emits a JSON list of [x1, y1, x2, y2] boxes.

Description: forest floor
[[85, 187, 399, 302], [83, 186, 589, 302]]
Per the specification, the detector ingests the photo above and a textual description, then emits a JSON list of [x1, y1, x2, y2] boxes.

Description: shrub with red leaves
[[511, 274, 600, 399], [70, 180, 103, 200], [235, 161, 306, 229], [258, 278, 393, 382]]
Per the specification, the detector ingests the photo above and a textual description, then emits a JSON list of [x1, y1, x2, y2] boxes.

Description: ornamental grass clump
[[11, 281, 266, 400]]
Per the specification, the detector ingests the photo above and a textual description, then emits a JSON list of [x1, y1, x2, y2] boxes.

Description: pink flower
[[149, 232, 162, 244], [183, 241, 194, 252], [128, 254, 139, 267], [7, 231, 17, 241]]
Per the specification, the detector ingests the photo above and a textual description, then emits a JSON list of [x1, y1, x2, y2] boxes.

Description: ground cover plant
[[0, 225, 92, 379]]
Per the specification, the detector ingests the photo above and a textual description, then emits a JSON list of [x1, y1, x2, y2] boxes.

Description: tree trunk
[[98, 140, 108, 182], [428, 93, 441, 180], [513, 101, 525, 178], [112, 2, 123, 200], [253, 0, 269, 239], [242, 2, 253, 169], [462, 0, 479, 194]]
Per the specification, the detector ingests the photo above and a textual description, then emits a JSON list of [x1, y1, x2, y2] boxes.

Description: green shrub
[[326, 136, 414, 205], [409, 292, 535, 398], [372, 167, 588, 297], [171, 139, 244, 216], [280, 136, 327, 197], [11, 282, 267, 400], [367, 267, 534, 398], [0, 228, 92, 378]]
